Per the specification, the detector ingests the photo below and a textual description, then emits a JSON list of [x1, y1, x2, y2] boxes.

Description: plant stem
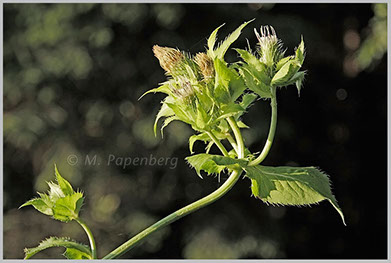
[[227, 117, 245, 158], [75, 218, 97, 259], [103, 122, 247, 259], [103, 169, 242, 259], [206, 130, 229, 157], [227, 133, 238, 155], [248, 88, 277, 166]]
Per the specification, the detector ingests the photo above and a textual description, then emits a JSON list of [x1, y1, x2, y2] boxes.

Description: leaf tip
[[138, 91, 149, 101], [19, 202, 28, 209]]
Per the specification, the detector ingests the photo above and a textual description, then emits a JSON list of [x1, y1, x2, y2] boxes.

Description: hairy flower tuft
[[194, 52, 214, 80], [170, 77, 195, 102], [153, 45, 185, 74], [254, 25, 283, 68]]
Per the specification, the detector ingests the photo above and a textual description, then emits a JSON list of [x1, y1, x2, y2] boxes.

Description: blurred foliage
[[3, 3, 387, 259], [355, 3, 387, 70]]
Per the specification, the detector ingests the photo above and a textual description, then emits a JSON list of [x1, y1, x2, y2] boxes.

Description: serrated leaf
[[189, 132, 210, 154], [186, 153, 248, 178], [217, 103, 245, 121], [139, 83, 171, 100], [52, 192, 84, 222], [165, 102, 192, 125], [64, 247, 92, 259], [55, 164, 74, 196], [19, 198, 52, 216], [207, 23, 225, 58], [275, 55, 293, 71], [239, 67, 271, 98], [240, 93, 258, 110], [294, 72, 306, 96], [214, 19, 254, 59], [214, 84, 231, 105], [160, 115, 179, 137], [214, 58, 246, 103], [271, 60, 301, 87], [214, 58, 232, 90], [235, 49, 261, 68], [245, 165, 346, 225], [21, 166, 85, 222], [154, 98, 175, 137], [235, 49, 270, 84], [295, 36, 305, 65], [186, 154, 223, 178], [282, 71, 307, 96], [24, 236, 91, 259], [195, 100, 209, 130]]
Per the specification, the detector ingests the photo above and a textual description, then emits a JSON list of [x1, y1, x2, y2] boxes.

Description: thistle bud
[[254, 25, 283, 68], [153, 45, 185, 74], [194, 52, 214, 80]]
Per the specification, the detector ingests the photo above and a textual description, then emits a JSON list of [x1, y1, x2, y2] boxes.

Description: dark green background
[[3, 3, 387, 259]]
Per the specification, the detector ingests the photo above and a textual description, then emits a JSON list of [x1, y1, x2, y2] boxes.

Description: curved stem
[[227, 117, 245, 158], [103, 169, 241, 259], [248, 88, 277, 166], [103, 121, 248, 259], [227, 134, 238, 155], [206, 130, 229, 157], [75, 218, 97, 259]]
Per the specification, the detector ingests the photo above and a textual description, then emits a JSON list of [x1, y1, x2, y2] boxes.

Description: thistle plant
[[20, 20, 345, 260]]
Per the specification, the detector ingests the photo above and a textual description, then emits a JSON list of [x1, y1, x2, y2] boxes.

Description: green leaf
[[55, 164, 74, 196], [237, 120, 249, 129], [19, 198, 53, 216], [160, 115, 179, 137], [294, 71, 306, 96], [52, 192, 84, 222], [235, 49, 261, 68], [195, 100, 209, 130], [282, 71, 307, 96], [214, 58, 232, 92], [271, 60, 301, 87], [165, 102, 191, 125], [214, 19, 254, 59], [205, 140, 214, 154], [235, 49, 270, 84], [186, 154, 223, 178], [295, 36, 305, 66], [21, 165, 85, 222], [240, 93, 258, 110], [239, 67, 271, 98], [245, 165, 346, 225], [188, 132, 210, 154], [139, 83, 171, 100], [154, 98, 175, 137], [275, 55, 293, 71], [64, 248, 92, 260], [217, 103, 245, 121], [214, 84, 231, 105], [214, 58, 246, 103], [24, 236, 91, 259], [207, 23, 225, 58], [186, 153, 247, 178]]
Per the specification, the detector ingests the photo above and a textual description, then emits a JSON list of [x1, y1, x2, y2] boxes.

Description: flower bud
[[194, 52, 214, 80], [153, 45, 185, 74], [254, 25, 283, 68]]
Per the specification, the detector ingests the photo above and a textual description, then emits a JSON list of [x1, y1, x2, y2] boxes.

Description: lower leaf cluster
[[186, 153, 346, 225]]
